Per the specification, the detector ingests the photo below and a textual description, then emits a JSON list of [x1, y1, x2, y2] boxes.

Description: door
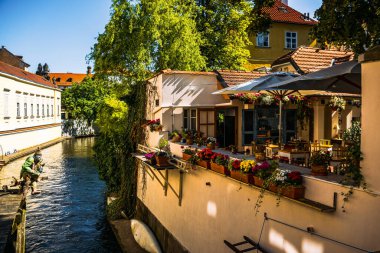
[[216, 108, 236, 148]]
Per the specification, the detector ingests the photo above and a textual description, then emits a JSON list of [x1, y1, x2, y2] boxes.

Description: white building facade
[[0, 61, 61, 155]]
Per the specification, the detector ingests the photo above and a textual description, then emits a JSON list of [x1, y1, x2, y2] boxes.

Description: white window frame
[[256, 32, 270, 47], [183, 108, 197, 130], [17, 102, 20, 118], [3, 90, 10, 118], [285, 31, 297, 49], [24, 102, 27, 117]]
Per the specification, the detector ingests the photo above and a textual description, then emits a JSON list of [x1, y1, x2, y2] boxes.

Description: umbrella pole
[[279, 100, 283, 149]]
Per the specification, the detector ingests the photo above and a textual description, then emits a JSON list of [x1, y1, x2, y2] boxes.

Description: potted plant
[[182, 128, 196, 145], [194, 131, 204, 147], [155, 138, 171, 167], [226, 145, 238, 154], [266, 169, 305, 199], [196, 148, 214, 169], [146, 119, 163, 132], [206, 137, 217, 150], [252, 160, 277, 187], [229, 159, 255, 184], [181, 146, 195, 161], [228, 158, 241, 178], [144, 152, 156, 165], [328, 96, 346, 111], [210, 153, 230, 175], [310, 150, 332, 176], [169, 130, 182, 142]]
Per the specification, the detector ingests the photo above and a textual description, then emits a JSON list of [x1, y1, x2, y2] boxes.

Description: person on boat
[[20, 149, 44, 195]]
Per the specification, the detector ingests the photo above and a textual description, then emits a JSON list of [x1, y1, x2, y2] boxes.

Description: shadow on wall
[[163, 75, 223, 106]]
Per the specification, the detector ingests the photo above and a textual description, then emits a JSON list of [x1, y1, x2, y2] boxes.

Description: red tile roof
[[49, 73, 92, 86], [0, 60, 56, 88], [215, 70, 268, 87], [161, 69, 215, 76], [262, 1, 318, 26], [272, 46, 355, 73]]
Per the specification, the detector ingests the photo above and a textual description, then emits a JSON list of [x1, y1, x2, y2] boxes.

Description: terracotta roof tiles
[[272, 46, 354, 73], [0, 60, 55, 88], [49, 73, 92, 86], [263, 0, 318, 26], [215, 70, 268, 87]]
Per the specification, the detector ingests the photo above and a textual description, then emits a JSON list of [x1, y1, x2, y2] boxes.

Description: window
[[24, 103, 27, 117], [57, 105, 60, 116], [256, 32, 269, 47], [285, 32, 297, 49], [183, 109, 197, 130], [51, 105, 53, 116], [198, 109, 215, 137], [3, 91, 9, 118], [37, 104, 40, 117], [17, 102, 20, 117], [31, 104, 34, 116], [47, 104, 49, 117], [42, 104, 45, 116]]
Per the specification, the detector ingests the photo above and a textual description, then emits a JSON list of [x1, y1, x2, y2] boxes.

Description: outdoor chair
[[320, 139, 331, 146], [331, 146, 349, 174]]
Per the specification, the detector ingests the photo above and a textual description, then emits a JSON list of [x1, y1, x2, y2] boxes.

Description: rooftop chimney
[[281, 0, 288, 5], [87, 66, 92, 75]]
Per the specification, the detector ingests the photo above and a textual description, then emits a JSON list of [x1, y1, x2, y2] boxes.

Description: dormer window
[[67, 78, 73, 82], [56, 78, 61, 82], [278, 6, 288, 13]]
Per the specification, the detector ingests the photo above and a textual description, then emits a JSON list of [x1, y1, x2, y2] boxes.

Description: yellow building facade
[[245, 0, 317, 70]]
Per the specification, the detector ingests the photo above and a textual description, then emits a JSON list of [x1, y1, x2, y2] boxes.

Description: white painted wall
[[0, 72, 61, 154], [0, 74, 61, 131], [0, 125, 61, 155], [161, 73, 226, 108], [137, 157, 380, 253]]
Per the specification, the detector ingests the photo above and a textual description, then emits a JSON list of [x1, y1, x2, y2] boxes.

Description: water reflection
[[25, 138, 121, 253]]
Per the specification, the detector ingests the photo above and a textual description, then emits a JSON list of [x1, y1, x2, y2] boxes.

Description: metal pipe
[[264, 213, 375, 253]]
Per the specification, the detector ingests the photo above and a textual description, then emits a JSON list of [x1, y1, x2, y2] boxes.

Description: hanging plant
[[328, 96, 346, 111], [296, 97, 312, 130]]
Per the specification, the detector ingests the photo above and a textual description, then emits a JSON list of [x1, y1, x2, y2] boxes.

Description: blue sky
[[0, 0, 322, 73]]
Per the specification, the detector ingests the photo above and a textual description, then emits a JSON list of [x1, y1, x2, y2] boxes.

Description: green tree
[[196, 0, 253, 69], [61, 78, 109, 135], [312, 0, 380, 54], [89, 0, 276, 218]]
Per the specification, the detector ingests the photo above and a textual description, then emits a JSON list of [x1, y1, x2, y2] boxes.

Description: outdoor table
[[278, 150, 310, 167]]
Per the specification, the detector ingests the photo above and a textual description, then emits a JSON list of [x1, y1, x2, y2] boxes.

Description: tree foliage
[[196, 0, 253, 69], [312, 0, 380, 54], [61, 78, 109, 125], [89, 0, 276, 218]]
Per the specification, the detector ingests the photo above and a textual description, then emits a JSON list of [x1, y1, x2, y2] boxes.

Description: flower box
[[230, 170, 254, 184], [197, 159, 211, 169], [210, 162, 230, 176], [279, 185, 305, 199], [253, 176, 264, 187], [182, 153, 192, 161]]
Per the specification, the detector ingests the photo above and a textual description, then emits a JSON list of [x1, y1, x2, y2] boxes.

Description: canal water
[[2, 138, 121, 253]]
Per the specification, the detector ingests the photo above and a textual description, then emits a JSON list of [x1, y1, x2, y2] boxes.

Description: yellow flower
[[240, 160, 256, 173]]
